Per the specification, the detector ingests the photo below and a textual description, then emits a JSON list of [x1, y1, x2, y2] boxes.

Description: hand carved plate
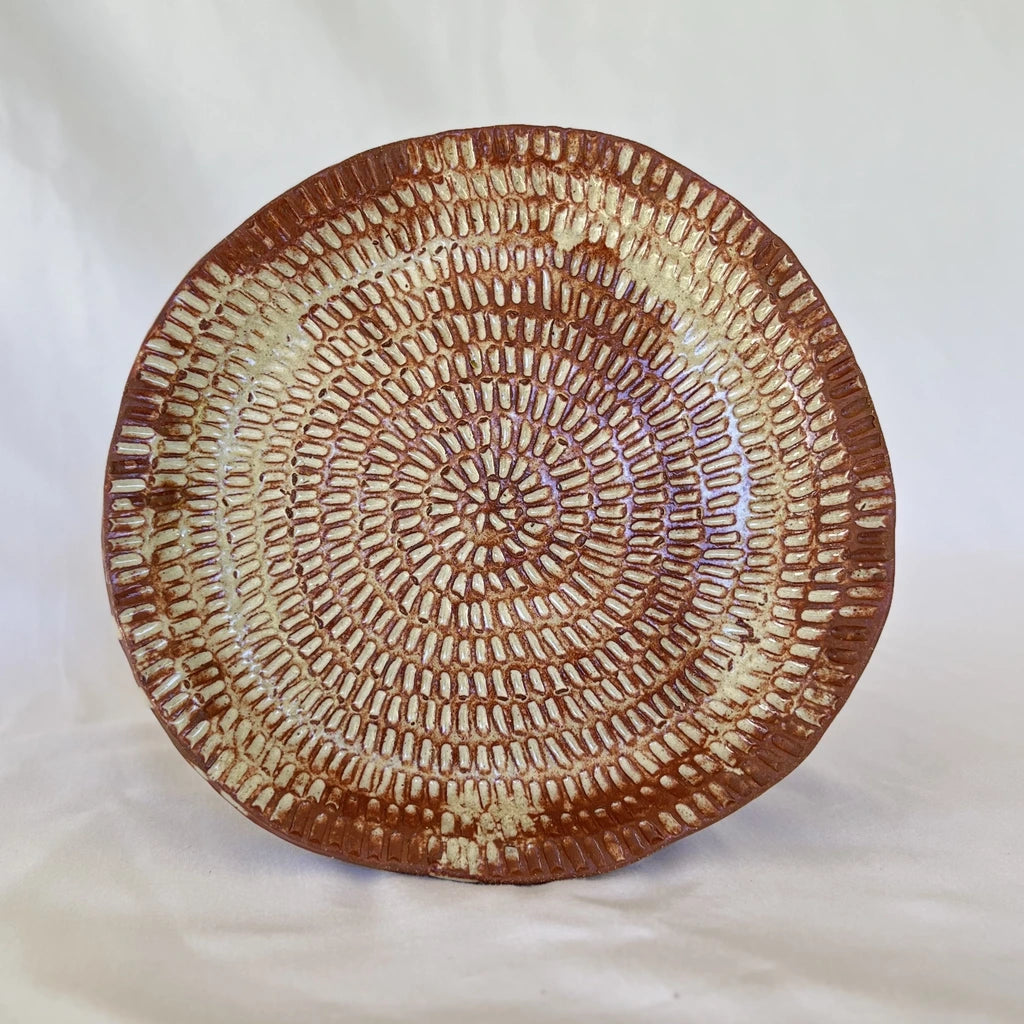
[[104, 126, 895, 882]]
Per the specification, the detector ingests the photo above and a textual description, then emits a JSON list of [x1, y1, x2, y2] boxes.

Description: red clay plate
[[103, 126, 895, 882]]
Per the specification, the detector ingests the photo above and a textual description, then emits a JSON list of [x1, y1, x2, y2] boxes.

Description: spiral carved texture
[[104, 127, 894, 882]]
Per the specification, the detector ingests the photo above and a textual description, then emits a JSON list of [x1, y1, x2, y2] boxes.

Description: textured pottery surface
[[104, 126, 895, 882]]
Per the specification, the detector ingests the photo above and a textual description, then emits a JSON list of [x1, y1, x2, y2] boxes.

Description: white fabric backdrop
[[2, 1, 1022, 1020]]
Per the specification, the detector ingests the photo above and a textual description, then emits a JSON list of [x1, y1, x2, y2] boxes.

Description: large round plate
[[104, 126, 895, 882]]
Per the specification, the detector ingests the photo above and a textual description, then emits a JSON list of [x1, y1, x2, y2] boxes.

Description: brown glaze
[[103, 126, 895, 882]]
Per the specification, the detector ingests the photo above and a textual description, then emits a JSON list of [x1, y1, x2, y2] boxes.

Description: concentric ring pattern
[[104, 127, 894, 882]]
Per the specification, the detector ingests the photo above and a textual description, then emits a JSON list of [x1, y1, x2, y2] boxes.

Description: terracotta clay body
[[104, 126, 895, 882]]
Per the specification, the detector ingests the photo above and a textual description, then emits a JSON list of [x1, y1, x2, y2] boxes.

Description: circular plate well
[[104, 126, 895, 882]]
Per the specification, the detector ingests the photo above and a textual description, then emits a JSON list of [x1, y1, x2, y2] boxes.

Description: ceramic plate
[[104, 126, 895, 882]]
